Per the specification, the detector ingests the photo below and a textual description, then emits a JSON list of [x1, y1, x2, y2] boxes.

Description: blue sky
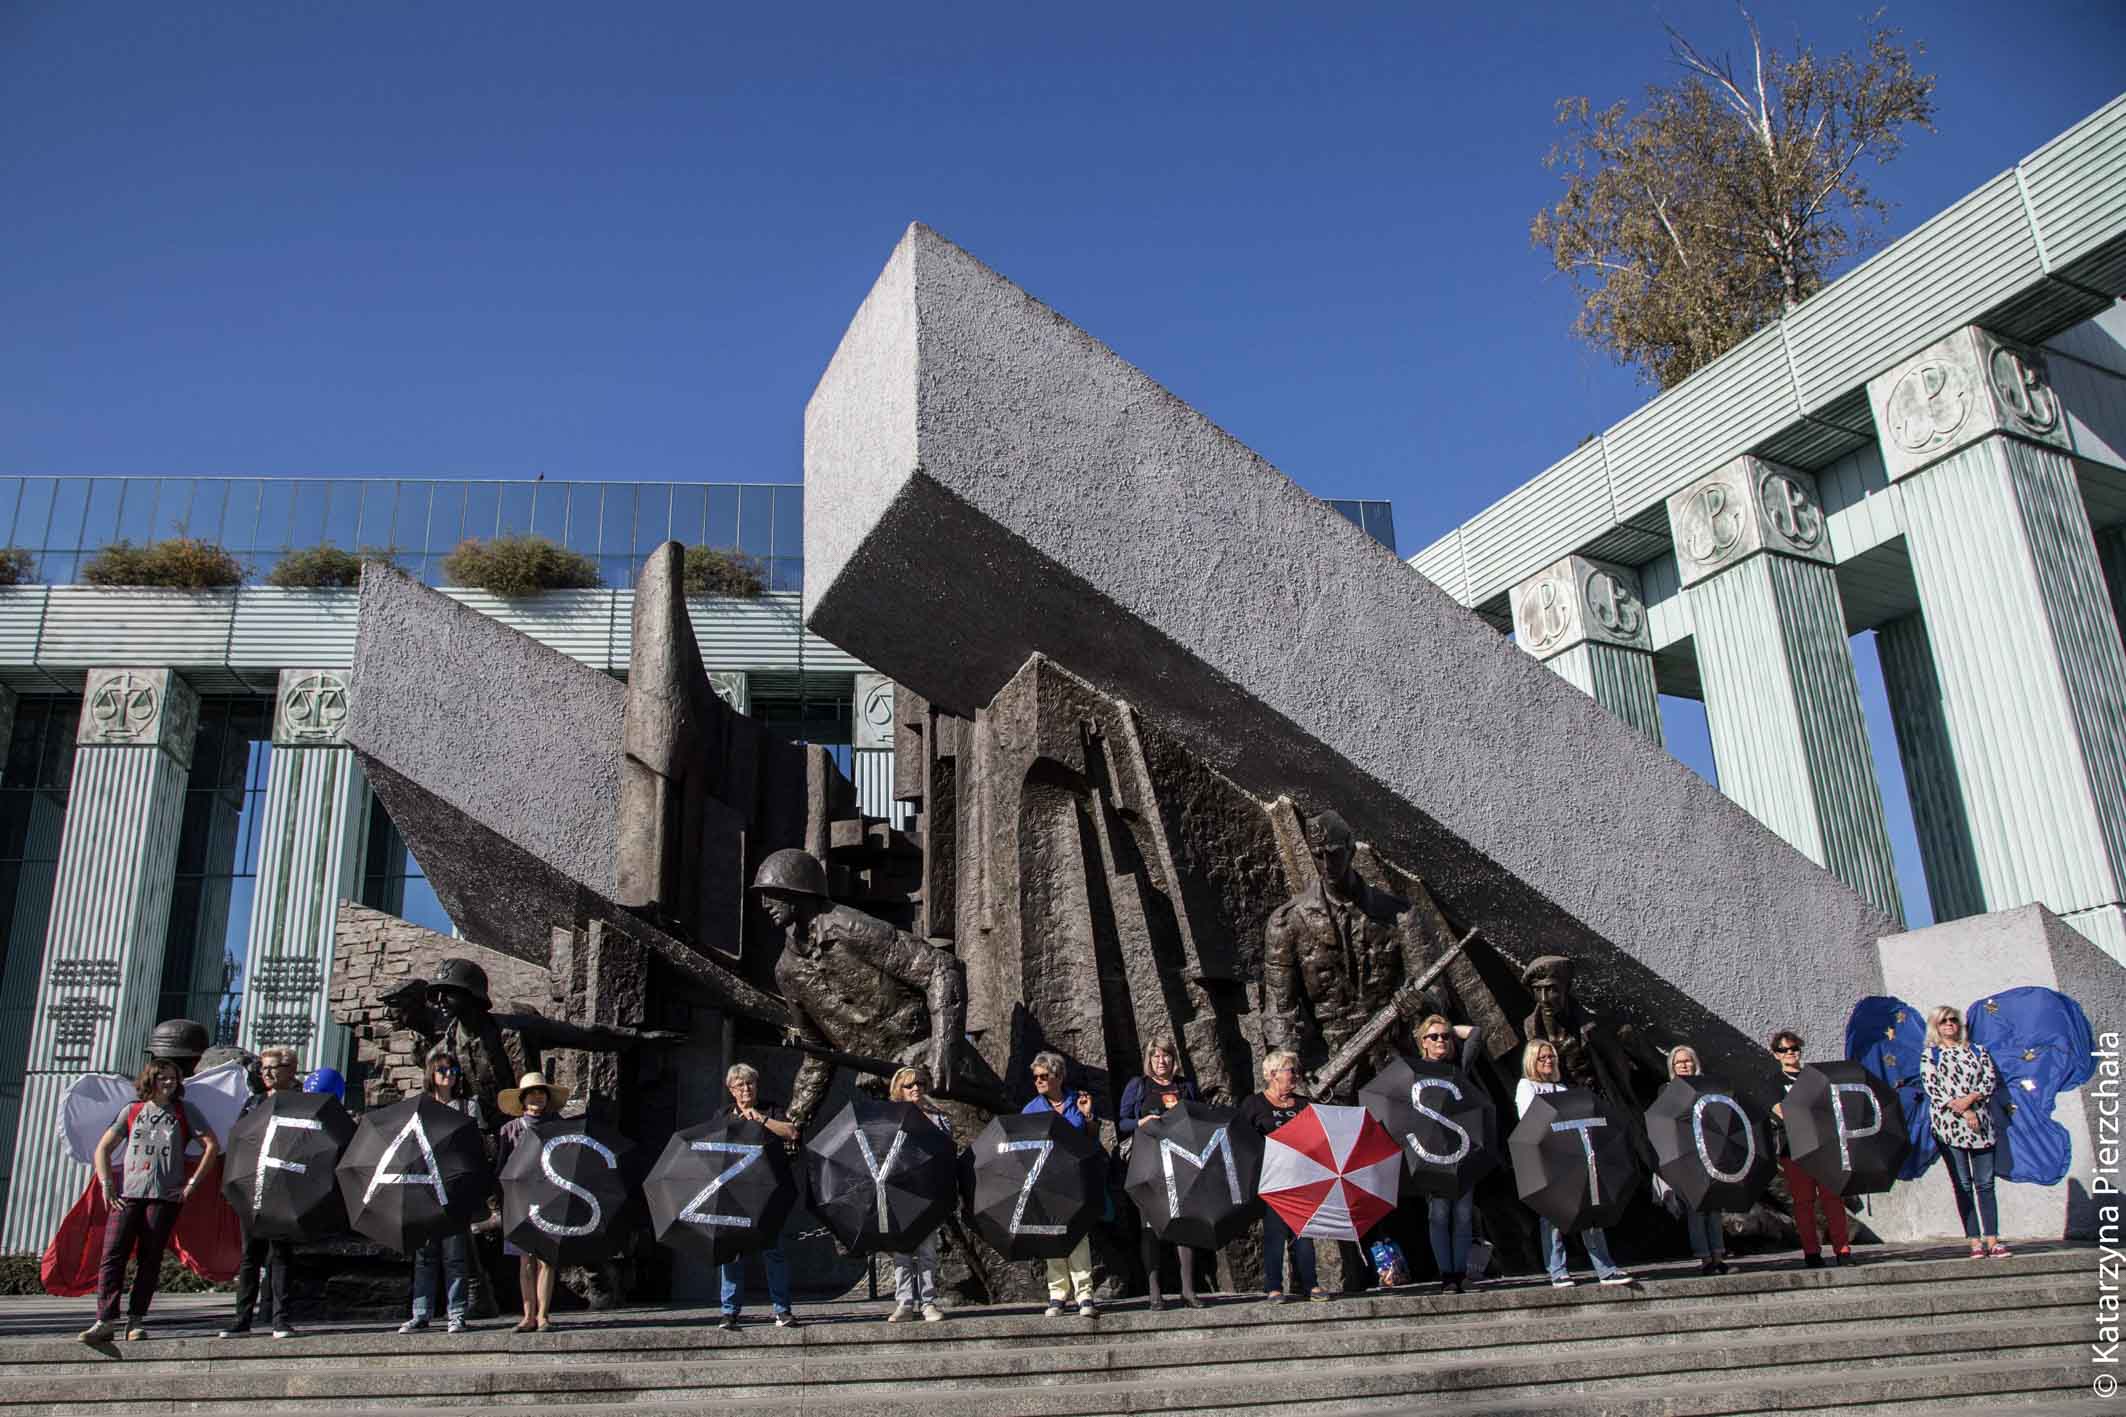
[[4, 2, 2121, 925]]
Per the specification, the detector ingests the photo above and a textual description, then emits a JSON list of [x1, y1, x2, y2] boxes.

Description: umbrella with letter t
[[1509, 1088, 1642, 1232]]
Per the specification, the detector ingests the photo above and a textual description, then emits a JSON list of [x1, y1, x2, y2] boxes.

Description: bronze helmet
[[428, 957, 492, 1010], [749, 847, 830, 900], [144, 1018, 210, 1062]]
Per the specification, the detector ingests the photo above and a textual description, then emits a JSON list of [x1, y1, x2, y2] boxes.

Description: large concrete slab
[[803, 224, 1899, 1095], [1870, 904, 2126, 1241]]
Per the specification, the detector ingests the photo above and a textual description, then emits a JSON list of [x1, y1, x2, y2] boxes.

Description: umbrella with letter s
[[499, 1116, 635, 1267], [1358, 1059, 1499, 1202]]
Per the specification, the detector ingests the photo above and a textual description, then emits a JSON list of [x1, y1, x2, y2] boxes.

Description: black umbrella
[[220, 1091, 357, 1241], [1121, 1101, 1263, 1250], [802, 1100, 958, 1256], [1508, 1087, 1643, 1232], [335, 1096, 491, 1252], [499, 1117, 636, 1267], [1783, 1061, 1911, 1197], [1643, 1076, 1774, 1213], [1359, 1059, 1500, 1201], [645, 1116, 798, 1266], [966, 1111, 1106, 1260]]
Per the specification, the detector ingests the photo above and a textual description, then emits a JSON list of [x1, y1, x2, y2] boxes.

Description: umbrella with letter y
[[1258, 1103, 1401, 1242], [802, 1101, 958, 1256]]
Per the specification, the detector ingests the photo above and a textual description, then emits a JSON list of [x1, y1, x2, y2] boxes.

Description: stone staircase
[[0, 1246, 2095, 1416]]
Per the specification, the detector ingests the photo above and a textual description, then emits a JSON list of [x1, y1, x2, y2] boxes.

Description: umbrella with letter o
[[1643, 1076, 1773, 1214], [1509, 1088, 1642, 1232], [500, 1117, 636, 1267], [1123, 1102, 1263, 1250], [966, 1111, 1105, 1259], [645, 1116, 798, 1266], [802, 1101, 958, 1256], [1359, 1059, 1499, 1201], [1259, 1103, 1401, 1242], [1783, 1061, 1910, 1197], [221, 1091, 357, 1240], [335, 1096, 491, 1252]]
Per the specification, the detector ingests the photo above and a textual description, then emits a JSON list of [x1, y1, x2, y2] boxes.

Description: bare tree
[[1531, 11, 1935, 390]]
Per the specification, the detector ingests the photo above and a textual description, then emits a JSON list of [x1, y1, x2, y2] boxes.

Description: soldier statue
[[1262, 811, 1440, 1095], [752, 848, 968, 1131], [145, 1018, 211, 1077], [386, 958, 678, 1132], [1520, 955, 1659, 1106]]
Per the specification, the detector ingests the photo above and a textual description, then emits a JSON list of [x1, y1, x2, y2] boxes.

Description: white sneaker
[[1599, 1273, 1634, 1287], [887, 1303, 914, 1323], [1550, 1276, 1575, 1288], [446, 1317, 467, 1334], [397, 1318, 429, 1335], [272, 1326, 297, 1339], [772, 1311, 795, 1329], [1078, 1302, 1099, 1318], [1043, 1303, 1064, 1317], [921, 1302, 944, 1322], [77, 1320, 116, 1344]]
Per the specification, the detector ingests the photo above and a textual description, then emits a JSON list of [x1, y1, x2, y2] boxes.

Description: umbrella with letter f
[[335, 1096, 491, 1252], [1123, 1102, 1263, 1251], [802, 1101, 958, 1256], [221, 1091, 357, 1240], [645, 1116, 798, 1267], [966, 1111, 1105, 1259], [1783, 1061, 1911, 1197], [1509, 1088, 1642, 1232], [1258, 1103, 1401, 1242]]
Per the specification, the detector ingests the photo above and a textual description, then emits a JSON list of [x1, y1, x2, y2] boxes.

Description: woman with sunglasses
[[1412, 1014, 1485, 1294], [1769, 1030, 1850, 1267], [1922, 1005, 2009, 1259], [1023, 1053, 1101, 1317], [399, 1048, 483, 1334]]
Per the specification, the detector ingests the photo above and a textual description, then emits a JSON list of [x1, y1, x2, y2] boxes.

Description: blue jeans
[[1261, 1210, 1317, 1295], [1427, 1194, 1473, 1277], [719, 1244, 791, 1315], [1540, 1218, 1623, 1281], [1681, 1210, 1725, 1259], [1942, 1145, 2000, 1239], [410, 1230, 468, 1321]]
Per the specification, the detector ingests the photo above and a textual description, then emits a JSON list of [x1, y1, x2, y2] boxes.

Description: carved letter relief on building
[[273, 669, 354, 747], [854, 673, 896, 751], [1509, 556, 1651, 660], [1868, 326, 2072, 481], [78, 667, 198, 765], [1666, 458, 1833, 589]]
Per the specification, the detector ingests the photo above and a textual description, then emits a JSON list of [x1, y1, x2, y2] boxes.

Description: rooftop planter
[[441, 534, 601, 597], [683, 545, 765, 598], [0, 549, 33, 587], [265, 545, 400, 589], [81, 538, 243, 589]]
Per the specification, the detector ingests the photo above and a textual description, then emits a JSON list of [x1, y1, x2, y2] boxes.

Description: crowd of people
[[76, 1001, 2012, 1342]]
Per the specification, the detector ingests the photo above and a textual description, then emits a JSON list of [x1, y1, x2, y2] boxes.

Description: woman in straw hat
[[496, 1071, 571, 1333]]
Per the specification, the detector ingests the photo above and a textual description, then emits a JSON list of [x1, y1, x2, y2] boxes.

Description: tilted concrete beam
[[804, 224, 1898, 1088]]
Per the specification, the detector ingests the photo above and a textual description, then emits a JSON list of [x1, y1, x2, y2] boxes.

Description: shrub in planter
[[440, 534, 601, 597], [0, 549, 35, 587], [265, 545, 399, 589], [682, 545, 765, 598], [81, 537, 243, 589]]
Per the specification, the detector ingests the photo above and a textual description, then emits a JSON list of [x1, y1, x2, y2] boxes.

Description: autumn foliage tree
[[1531, 12, 1936, 389]]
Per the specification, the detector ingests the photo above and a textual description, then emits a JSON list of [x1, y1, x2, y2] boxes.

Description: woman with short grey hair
[[1022, 1053, 1100, 1316], [1237, 1050, 1320, 1301]]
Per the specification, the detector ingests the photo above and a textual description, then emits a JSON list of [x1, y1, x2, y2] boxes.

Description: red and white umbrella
[[1259, 1103, 1401, 1241]]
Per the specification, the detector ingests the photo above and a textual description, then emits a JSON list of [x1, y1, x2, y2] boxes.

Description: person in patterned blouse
[[1921, 1005, 2008, 1259]]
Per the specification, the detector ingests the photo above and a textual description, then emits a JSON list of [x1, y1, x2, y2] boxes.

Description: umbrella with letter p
[[645, 1116, 798, 1266], [1259, 1103, 1401, 1242], [221, 1091, 357, 1240], [966, 1111, 1105, 1259], [1783, 1061, 1910, 1197], [1509, 1088, 1642, 1232], [1123, 1102, 1263, 1250], [335, 1096, 491, 1252]]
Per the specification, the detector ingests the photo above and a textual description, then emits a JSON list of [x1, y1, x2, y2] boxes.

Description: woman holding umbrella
[[1413, 1015, 1485, 1294], [1023, 1052, 1101, 1317], [1237, 1049, 1324, 1303], [1119, 1036, 1202, 1311], [495, 1073, 566, 1333], [1515, 1040, 1631, 1289], [1921, 1005, 2009, 1260], [399, 1049, 482, 1335], [884, 1066, 952, 1323], [1655, 1046, 1730, 1276], [717, 1063, 800, 1332], [1769, 1029, 1850, 1268]]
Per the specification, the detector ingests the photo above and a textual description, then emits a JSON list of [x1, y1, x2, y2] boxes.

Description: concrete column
[[2097, 524, 2126, 654], [1508, 556, 1663, 743], [236, 670, 367, 1070], [0, 685, 39, 1224], [1, 669, 198, 1252], [1875, 615, 1986, 922], [1666, 457, 1904, 920], [1868, 326, 2126, 960]]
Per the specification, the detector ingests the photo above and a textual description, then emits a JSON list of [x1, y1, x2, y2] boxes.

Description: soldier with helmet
[[144, 1019, 211, 1077], [752, 847, 966, 1131]]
